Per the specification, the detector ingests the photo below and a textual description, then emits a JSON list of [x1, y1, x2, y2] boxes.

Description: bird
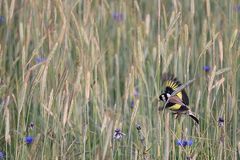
[[159, 73, 199, 124]]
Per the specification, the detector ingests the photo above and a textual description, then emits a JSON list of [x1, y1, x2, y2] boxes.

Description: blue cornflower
[[24, 136, 34, 144], [35, 57, 47, 64], [176, 139, 193, 147], [203, 65, 211, 72], [113, 128, 125, 140], [187, 139, 193, 146], [0, 16, 5, 25], [112, 12, 124, 22], [0, 151, 4, 159]]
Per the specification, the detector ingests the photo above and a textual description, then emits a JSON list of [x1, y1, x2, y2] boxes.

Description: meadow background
[[0, 0, 240, 159]]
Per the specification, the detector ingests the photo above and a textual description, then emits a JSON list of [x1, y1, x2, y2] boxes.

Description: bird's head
[[159, 93, 170, 102]]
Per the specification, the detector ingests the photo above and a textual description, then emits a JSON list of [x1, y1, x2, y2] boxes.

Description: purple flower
[[0, 151, 4, 159], [176, 139, 193, 147], [130, 100, 134, 108], [113, 128, 125, 140], [187, 139, 193, 146], [186, 156, 193, 160], [112, 12, 124, 22], [134, 88, 139, 98], [0, 16, 5, 25], [235, 4, 240, 12], [35, 57, 47, 64], [203, 65, 211, 72], [218, 117, 224, 127], [24, 136, 34, 144]]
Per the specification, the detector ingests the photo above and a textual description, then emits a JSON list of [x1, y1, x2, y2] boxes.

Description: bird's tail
[[188, 110, 199, 124]]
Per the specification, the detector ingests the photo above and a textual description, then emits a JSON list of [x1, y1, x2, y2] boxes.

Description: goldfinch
[[159, 74, 199, 124]]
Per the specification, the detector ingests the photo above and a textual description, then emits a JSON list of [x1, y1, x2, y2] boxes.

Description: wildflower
[[136, 124, 141, 131], [113, 128, 125, 140], [35, 57, 47, 64], [203, 65, 211, 72], [0, 151, 4, 159], [112, 12, 124, 22], [218, 117, 224, 127], [186, 156, 193, 160], [176, 139, 193, 147], [134, 87, 139, 98], [130, 100, 134, 108], [24, 136, 34, 144], [235, 4, 240, 12], [0, 16, 5, 25]]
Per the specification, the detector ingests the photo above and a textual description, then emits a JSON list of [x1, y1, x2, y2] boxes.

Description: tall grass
[[0, 0, 239, 159]]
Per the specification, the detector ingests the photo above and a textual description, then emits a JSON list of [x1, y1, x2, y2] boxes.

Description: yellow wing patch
[[169, 104, 181, 111], [176, 92, 182, 99], [165, 80, 183, 99], [166, 80, 178, 90]]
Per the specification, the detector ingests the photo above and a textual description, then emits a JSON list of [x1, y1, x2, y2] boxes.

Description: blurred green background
[[0, 0, 239, 159]]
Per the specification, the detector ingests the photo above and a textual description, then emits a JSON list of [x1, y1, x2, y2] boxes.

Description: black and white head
[[159, 93, 171, 102]]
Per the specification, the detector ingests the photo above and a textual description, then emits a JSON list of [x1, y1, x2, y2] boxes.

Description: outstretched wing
[[162, 73, 189, 105]]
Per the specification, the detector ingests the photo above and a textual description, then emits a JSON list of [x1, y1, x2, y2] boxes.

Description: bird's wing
[[163, 74, 189, 105]]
